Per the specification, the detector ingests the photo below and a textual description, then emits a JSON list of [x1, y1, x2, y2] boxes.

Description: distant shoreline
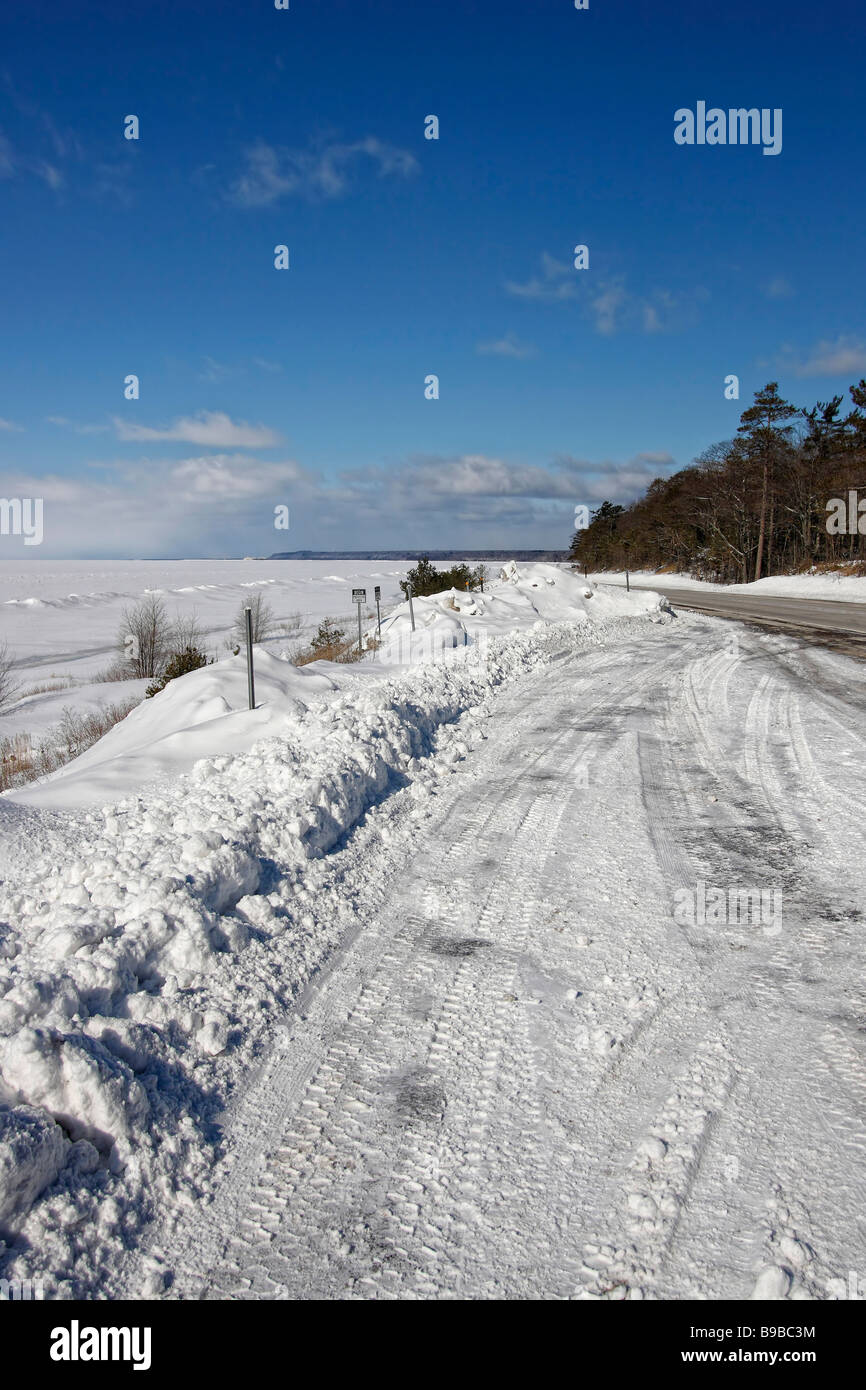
[[267, 550, 570, 561]]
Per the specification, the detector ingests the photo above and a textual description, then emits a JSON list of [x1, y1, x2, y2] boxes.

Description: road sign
[[374, 586, 381, 601], [353, 589, 367, 653]]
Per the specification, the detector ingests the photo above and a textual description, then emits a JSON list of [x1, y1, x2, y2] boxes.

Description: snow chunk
[[0, 1103, 67, 1233]]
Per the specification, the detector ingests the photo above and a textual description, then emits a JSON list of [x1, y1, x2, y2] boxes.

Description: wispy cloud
[[197, 357, 240, 384], [506, 252, 706, 336], [763, 275, 794, 300], [0, 126, 67, 191], [197, 355, 284, 382], [112, 411, 281, 448], [0, 416, 24, 432], [47, 416, 110, 435], [229, 136, 419, 207], [0, 77, 132, 202], [505, 252, 579, 303], [783, 335, 866, 378], [476, 331, 537, 360]]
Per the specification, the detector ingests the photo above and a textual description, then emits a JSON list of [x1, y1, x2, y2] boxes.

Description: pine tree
[[736, 383, 798, 580]]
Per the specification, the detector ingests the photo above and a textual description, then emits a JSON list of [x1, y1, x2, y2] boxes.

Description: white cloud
[[170, 455, 305, 501], [113, 411, 281, 448], [476, 332, 537, 359], [6, 447, 676, 557], [229, 137, 418, 207], [0, 416, 23, 432], [787, 336, 866, 378]]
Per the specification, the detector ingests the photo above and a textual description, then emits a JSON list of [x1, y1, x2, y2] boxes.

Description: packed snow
[[1, 557, 863, 1302]]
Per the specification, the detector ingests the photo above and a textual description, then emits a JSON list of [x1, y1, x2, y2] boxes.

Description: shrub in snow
[[145, 646, 212, 698]]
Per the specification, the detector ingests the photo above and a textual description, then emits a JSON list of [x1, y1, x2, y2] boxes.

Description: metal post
[[374, 585, 381, 636], [357, 598, 363, 654], [407, 581, 416, 632], [626, 568, 630, 593], [244, 606, 255, 710]]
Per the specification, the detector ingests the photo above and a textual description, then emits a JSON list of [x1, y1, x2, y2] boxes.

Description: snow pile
[[5, 563, 669, 810], [0, 563, 669, 1292], [376, 561, 668, 660], [6, 651, 338, 810]]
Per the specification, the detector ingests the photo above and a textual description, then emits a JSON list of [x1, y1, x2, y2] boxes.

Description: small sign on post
[[352, 588, 367, 654], [374, 585, 382, 635]]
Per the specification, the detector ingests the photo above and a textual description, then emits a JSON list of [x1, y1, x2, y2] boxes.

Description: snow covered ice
[[0, 560, 864, 1302]]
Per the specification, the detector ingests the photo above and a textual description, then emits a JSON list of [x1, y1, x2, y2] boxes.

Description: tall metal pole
[[244, 606, 255, 709], [375, 585, 381, 636], [357, 597, 363, 655], [407, 581, 416, 632]]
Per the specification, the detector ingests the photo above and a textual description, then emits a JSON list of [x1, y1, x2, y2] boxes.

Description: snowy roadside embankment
[[590, 568, 866, 602], [0, 564, 669, 1294]]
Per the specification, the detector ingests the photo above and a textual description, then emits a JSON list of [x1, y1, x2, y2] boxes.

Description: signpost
[[374, 585, 382, 635], [352, 588, 366, 654], [406, 580, 416, 632], [244, 606, 255, 709]]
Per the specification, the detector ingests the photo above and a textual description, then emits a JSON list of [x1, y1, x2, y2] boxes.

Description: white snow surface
[[4, 562, 664, 809], [1, 558, 863, 1301], [0, 562, 673, 1292], [0, 558, 415, 745], [592, 568, 866, 601]]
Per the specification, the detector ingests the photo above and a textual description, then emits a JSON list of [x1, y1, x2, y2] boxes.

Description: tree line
[[569, 380, 866, 582]]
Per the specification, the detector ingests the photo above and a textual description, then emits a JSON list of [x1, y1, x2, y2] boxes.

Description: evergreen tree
[[736, 382, 798, 580]]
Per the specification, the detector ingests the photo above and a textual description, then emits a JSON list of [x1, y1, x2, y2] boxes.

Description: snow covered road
[[148, 617, 866, 1301]]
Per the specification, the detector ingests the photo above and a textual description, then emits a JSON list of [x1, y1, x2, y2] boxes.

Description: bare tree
[[230, 592, 275, 647], [119, 594, 170, 678], [168, 609, 206, 656], [0, 641, 20, 712]]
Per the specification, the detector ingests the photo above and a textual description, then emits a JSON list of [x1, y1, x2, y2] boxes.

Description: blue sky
[[1, 0, 864, 557]]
